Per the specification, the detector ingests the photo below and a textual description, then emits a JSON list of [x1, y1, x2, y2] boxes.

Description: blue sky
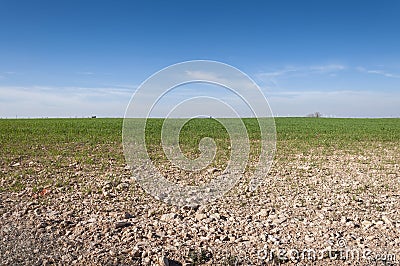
[[0, 0, 399, 117]]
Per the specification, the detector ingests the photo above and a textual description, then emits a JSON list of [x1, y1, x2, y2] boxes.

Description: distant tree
[[307, 112, 322, 118]]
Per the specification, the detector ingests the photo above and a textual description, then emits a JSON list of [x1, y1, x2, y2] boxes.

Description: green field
[[1, 117, 399, 193]]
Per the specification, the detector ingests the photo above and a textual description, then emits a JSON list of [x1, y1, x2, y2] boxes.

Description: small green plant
[[10, 180, 25, 192], [223, 255, 238, 265], [188, 249, 212, 265]]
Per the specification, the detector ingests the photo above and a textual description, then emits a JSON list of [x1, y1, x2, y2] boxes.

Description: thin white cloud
[[0, 71, 17, 79], [0, 86, 133, 118], [184, 70, 258, 91], [77, 71, 95, 75], [1, 85, 398, 118], [257, 64, 346, 81], [309, 64, 346, 73], [256, 68, 298, 88], [356, 67, 400, 78], [257, 69, 297, 78], [367, 70, 400, 78]]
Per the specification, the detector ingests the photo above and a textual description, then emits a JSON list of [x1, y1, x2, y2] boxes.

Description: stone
[[258, 209, 269, 217], [382, 215, 392, 225], [272, 217, 287, 225], [124, 212, 134, 219], [195, 213, 207, 221], [115, 221, 132, 229], [305, 235, 315, 243], [159, 256, 182, 266], [160, 213, 177, 222], [116, 182, 129, 190], [361, 220, 373, 229], [207, 168, 220, 174], [210, 213, 220, 220]]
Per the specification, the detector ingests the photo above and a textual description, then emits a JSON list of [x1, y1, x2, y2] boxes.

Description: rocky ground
[[1, 143, 399, 265]]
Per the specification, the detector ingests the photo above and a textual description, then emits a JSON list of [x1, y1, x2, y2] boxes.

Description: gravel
[[1, 147, 399, 265]]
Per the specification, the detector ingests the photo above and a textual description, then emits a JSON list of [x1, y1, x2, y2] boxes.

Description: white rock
[[305, 235, 315, 243], [362, 220, 374, 229], [258, 209, 269, 217], [210, 213, 220, 220], [382, 215, 392, 225], [160, 213, 176, 222], [273, 217, 287, 225], [195, 213, 207, 221]]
